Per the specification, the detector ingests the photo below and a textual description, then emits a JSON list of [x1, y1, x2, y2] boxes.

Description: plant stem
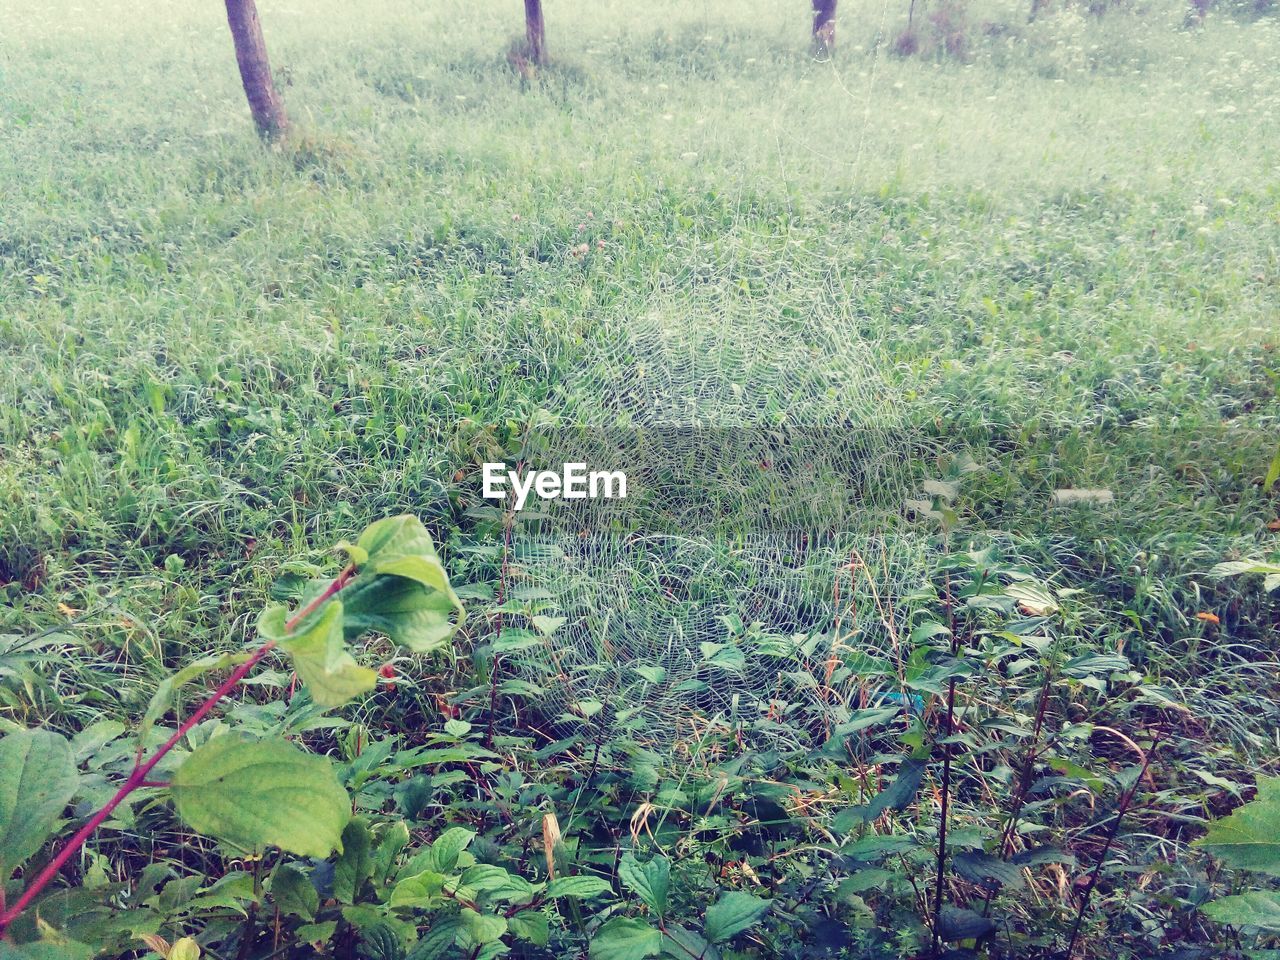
[[1060, 722, 1164, 959], [0, 565, 356, 936], [930, 567, 959, 959]]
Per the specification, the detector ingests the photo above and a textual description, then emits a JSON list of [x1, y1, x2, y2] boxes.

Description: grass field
[[2, 0, 1279, 957]]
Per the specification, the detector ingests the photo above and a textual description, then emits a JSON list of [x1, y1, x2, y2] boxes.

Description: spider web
[[497, 299, 938, 742]]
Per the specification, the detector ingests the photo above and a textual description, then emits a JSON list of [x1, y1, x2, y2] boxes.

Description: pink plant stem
[[0, 565, 355, 936]]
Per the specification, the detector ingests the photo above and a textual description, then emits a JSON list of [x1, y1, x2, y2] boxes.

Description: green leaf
[[458, 908, 507, 946], [0, 728, 78, 873], [544, 874, 613, 899], [0, 943, 95, 960], [259, 602, 377, 708], [952, 851, 1025, 891], [618, 854, 670, 917], [1198, 778, 1280, 875], [1202, 892, 1280, 931], [297, 921, 338, 944], [835, 758, 927, 831], [660, 925, 716, 960], [270, 864, 318, 920], [346, 515, 465, 651], [334, 818, 374, 903], [418, 826, 476, 874], [938, 906, 996, 941], [703, 891, 770, 944], [341, 574, 463, 654], [509, 911, 550, 945], [406, 918, 461, 959], [389, 870, 447, 908], [590, 917, 663, 960], [1264, 441, 1280, 492], [170, 735, 350, 858]]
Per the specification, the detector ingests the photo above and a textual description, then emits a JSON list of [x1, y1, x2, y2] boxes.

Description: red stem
[[0, 565, 356, 936]]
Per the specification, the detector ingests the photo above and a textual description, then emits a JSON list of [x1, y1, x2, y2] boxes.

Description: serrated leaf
[[399, 826, 476, 878], [406, 918, 461, 959], [619, 854, 670, 917], [341, 575, 463, 654], [660, 925, 716, 959], [952, 851, 1024, 891], [1197, 778, 1280, 875], [703, 891, 770, 944], [1202, 891, 1280, 931], [458, 908, 507, 946], [170, 736, 350, 858], [389, 870, 447, 908], [508, 911, 550, 945], [0, 728, 78, 873], [334, 819, 373, 903], [590, 917, 663, 960], [545, 874, 613, 899], [259, 602, 376, 708], [347, 515, 465, 650], [270, 864, 318, 920]]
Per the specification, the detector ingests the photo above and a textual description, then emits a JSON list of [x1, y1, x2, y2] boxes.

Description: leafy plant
[[0, 515, 463, 950]]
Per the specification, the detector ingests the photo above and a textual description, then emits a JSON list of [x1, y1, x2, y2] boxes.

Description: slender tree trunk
[[524, 0, 547, 65], [812, 0, 838, 54], [224, 0, 289, 140]]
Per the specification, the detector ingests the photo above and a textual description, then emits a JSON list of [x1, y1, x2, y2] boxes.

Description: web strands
[[499, 308, 929, 743]]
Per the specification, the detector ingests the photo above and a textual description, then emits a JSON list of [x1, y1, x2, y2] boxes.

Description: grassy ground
[[3, 0, 1277, 713], [1, 0, 1279, 953]]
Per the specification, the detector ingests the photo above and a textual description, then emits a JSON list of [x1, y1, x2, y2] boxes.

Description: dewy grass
[[0, 0, 1278, 956]]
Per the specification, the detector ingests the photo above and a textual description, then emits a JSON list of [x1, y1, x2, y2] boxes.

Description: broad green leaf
[[354, 514, 464, 631], [660, 925, 716, 960], [509, 910, 550, 945], [341, 574, 463, 654], [334, 818, 374, 903], [1202, 892, 1280, 931], [189, 871, 257, 913], [373, 820, 411, 887], [590, 917, 663, 960], [0, 728, 78, 873], [1062, 652, 1130, 678], [170, 938, 201, 960], [416, 826, 475, 874], [952, 851, 1025, 891], [619, 854, 670, 917], [297, 922, 338, 945], [270, 864, 318, 920], [703, 891, 770, 944], [834, 758, 927, 831], [458, 908, 507, 946], [544, 874, 613, 899], [938, 906, 996, 941], [171, 736, 350, 858], [389, 870, 447, 908], [461, 864, 514, 892], [406, 918, 461, 960], [1198, 778, 1280, 875], [259, 602, 377, 708]]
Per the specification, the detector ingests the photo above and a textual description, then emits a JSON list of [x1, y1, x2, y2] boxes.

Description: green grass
[[0, 0, 1278, 951]]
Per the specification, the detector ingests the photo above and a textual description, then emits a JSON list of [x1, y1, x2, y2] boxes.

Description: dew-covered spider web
[[496, 297, 939, 745]]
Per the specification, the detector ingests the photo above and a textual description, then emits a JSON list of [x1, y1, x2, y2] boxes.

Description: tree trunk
[[812, 0, 837, 54], [524, 0, 547, 65], [224, 0, 289, 140]]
